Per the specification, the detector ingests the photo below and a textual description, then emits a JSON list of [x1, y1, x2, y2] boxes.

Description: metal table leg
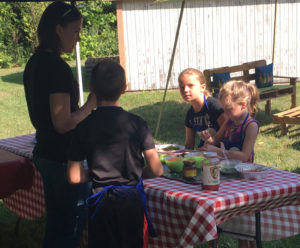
[[255, 212, 262, 248], [216, 212, 263, 248], [211, 239, 218, 248], [14, 218, 22, 235]]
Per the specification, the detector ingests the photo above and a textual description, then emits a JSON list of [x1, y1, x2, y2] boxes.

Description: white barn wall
[[120, 0, 299, 91]]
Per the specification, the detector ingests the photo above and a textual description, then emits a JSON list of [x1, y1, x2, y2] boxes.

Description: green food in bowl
[[163, 145, 181, 151], [164, 156, 184, 173], [159, 153, 168, 163]]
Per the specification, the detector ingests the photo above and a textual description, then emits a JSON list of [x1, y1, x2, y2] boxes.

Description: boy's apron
[[86, 178, 157, 237]]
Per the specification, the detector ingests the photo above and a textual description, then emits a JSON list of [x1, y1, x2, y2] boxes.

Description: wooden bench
[[272, 106, 300, 135], [203, 60, 298, 115]]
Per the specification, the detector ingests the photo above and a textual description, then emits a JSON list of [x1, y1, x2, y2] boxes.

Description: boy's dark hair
[[36, 1, 81, 55], [91, 59, 126, 102]]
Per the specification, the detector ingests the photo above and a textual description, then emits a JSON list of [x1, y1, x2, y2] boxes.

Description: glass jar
[[183, 159, 196, 180], [202, 156, 220, 191]]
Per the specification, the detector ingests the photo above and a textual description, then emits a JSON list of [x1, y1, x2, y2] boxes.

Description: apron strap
[[136, 178, 158, 237], [204, 95, 209, 110], [86, 178, 158, 237]]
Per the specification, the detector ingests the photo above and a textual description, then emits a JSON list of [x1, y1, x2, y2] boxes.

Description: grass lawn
[[0, 64, 299, 248]]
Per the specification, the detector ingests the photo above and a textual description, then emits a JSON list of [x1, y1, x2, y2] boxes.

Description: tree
[[0, 0, 118, 68]]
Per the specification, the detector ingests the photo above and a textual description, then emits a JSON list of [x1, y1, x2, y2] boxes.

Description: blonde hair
[[218, 80, 259, 116], [178, 68, 211, 97]]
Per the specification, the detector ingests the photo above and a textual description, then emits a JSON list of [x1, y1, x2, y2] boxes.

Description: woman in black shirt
[[23, 2, 96, 248]]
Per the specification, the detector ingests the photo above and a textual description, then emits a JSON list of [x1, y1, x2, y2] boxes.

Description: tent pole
[[75, 43, 84, 107], [272, 0, 278, 64], [71, 0, 84, 106], [154, 0, 186, 138]]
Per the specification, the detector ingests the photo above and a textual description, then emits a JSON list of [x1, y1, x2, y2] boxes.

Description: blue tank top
[[222, 114, 258, 162]]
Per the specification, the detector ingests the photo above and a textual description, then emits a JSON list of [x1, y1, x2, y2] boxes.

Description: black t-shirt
[[68, 106, 155, 192], [185, 96, 223, 133], [23, 50, 79, 163]]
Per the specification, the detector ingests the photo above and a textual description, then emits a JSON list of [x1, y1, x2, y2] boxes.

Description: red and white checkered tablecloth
[[218, 205, 300, 241], [1, 134, 300, 247], [0, 133, 35, 160], [0, 133, 89, 246], [0, 133, 45, 219], [144, 169, 300, 248]]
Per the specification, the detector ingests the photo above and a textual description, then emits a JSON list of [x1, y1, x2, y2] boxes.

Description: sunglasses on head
[[62, 8, 73, 18]]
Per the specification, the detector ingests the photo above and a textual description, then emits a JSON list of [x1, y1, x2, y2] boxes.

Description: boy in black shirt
[[67, 59, 163, 248]]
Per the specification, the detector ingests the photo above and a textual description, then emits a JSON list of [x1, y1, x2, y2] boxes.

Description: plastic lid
[[204, 152, 218, 157], [183, 159, 196, 166]]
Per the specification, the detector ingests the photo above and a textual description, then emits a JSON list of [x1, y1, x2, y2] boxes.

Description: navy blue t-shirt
[[185, 96, 224, 147]]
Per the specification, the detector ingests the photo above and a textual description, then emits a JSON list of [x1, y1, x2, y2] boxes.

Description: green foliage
[[0, 2, 48, 67], [0, 1, 118, 68], [79, 0, 118, 58]]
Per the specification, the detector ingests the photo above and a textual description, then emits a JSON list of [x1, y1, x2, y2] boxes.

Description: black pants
[[88, 188, 144, 248], [33, 156, 89, 248]]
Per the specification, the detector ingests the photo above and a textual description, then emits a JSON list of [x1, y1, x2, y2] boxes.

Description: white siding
[[121, 0, 300, 91]]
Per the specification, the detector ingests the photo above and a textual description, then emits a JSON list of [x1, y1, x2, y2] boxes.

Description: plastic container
[[219, 160, 241, 174], [202, 155, 220, 190], [164, 156, 184, 173]]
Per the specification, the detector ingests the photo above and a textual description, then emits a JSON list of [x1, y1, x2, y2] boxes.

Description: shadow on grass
[[1, 71, 24, 85], [287, 127, 300, 139], [130, 100, 189, 145], [0, 201, 45, 248], [288, 140, 300, 151], [255, 109, 273, 127], [1, 65, 91, 92], [260, 125, 300, 139], [292, 167, 300, 174], [254, 106, 296, 128], [259, 125, 281, 136]]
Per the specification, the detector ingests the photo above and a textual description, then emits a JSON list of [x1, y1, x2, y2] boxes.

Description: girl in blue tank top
[[200, 80, 259, 165]]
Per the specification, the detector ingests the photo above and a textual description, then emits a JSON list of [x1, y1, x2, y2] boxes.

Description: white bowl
[[235, 163, 270, 180]]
